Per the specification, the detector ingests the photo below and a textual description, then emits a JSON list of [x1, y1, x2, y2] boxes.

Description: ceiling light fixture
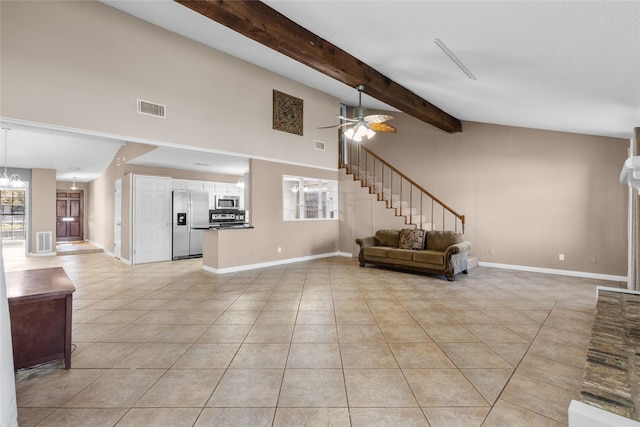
[[291, 184, 299, 193], [434, 38, 477, 81], [236, 177, 245, 188], [70, 177, 79, 190], [0, 128, 25, 188], [319, 85, 396, 141]]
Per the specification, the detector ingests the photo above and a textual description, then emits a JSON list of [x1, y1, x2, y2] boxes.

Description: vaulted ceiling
[[3, 1, 639, 181], [106, 0, 639, 139]]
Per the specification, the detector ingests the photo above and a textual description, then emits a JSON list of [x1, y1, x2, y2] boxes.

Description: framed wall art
[[273, 90, 303, 136]]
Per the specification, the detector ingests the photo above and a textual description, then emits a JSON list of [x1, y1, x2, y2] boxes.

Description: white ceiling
[[104, 0, 639, 138], [3, 1, 639, 182]]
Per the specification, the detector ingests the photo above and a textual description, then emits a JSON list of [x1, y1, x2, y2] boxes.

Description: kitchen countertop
[[209, 223, 253, 230]]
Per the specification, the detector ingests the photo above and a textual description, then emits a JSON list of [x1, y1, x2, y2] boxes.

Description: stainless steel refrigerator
[[172, 190, 210, 259]]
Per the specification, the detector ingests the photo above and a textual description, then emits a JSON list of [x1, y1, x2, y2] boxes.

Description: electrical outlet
[[559, 253, 565, 261], [277, 247, 282, 253]]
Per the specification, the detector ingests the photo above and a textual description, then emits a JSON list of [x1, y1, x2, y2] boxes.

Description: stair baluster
[[339, 137, 465, 233]]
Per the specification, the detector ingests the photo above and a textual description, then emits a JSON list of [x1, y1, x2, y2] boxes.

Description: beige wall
[[203, 159, 340, 270], [1, 0, 342, 263], [2, 1, 629, 277], [30, 169, 56, 254], [347, 115, 628, 276], [0, 1, 339, 171], [245, 159, 339, 264]]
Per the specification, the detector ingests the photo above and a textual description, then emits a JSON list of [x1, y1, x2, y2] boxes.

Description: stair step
[[399, 207, 418, 216], [405, 215, 426, 224]]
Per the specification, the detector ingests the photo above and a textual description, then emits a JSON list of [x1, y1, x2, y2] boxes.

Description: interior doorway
[[56, 190, 83, 242]]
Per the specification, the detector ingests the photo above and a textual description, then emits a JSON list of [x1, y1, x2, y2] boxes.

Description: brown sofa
[[356, 229, 471, 281]]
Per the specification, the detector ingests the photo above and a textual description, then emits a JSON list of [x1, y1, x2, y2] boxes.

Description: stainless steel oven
[[210, 209, 246, 228]]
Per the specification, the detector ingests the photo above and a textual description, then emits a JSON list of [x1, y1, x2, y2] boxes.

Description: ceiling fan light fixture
[[366, 128, 376, 139], [356, 124, 368, 138], [320, 84, 396, 140], [343, 127, 355, 139]]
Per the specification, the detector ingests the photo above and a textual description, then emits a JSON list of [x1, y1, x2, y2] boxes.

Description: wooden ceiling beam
[[175, 0, 462, 133]]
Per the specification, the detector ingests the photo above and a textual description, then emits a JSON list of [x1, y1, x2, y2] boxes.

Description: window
[[1, 189, 25, 240], [283, 175, 338, 221]]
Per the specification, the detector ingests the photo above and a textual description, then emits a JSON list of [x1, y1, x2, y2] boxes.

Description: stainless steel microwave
[[215, 195, 240, 209]]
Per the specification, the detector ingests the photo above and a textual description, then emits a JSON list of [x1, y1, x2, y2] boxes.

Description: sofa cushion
[[426, 231, 464, 252], [375, 229, 401, 248], [413, 250, 445, 265], [387, 248, 416, 261], [364, 246, 391, 258], [398, 229, 426, 250]]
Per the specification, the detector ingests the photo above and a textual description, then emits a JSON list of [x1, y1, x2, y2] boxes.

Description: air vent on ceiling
[[137, 99, 166, 118], [313, 140, 326, 151]]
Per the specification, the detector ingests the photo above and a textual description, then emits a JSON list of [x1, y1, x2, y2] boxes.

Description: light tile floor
[[5, 247, 623, 426]]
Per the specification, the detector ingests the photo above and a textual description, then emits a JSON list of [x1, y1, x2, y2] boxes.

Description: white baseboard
[[337, 251, 354, 258], [117, 256, 131, 265], [479, 262, 627, 283], [203, 251, 348, 274], [28, 251, 56, 257]]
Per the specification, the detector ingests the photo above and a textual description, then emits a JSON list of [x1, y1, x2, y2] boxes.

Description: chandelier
[[0, 128, 25, 188]]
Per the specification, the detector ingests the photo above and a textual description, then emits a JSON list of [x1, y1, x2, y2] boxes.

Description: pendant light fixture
[[0, 128, 25, 188], [70, 177, 79, 190]]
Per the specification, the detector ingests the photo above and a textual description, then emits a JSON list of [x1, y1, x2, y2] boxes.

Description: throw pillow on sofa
[[398, 229, 426, 250]]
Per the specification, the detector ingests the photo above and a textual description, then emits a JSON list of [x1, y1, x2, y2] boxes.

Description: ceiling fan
[[320, 85, 397, 141]]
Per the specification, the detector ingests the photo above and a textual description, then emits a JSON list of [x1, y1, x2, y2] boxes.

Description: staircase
[[339, 138, 466, 233]]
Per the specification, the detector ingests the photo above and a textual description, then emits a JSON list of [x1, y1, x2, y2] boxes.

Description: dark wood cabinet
[[6, 267, 75, 370]]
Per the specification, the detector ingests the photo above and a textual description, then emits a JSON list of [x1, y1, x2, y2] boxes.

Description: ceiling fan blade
[[368, 122, 397, 133], [364, 114, 395, 124], [318, 122, 354, 129], [336, 115, 358, 122]]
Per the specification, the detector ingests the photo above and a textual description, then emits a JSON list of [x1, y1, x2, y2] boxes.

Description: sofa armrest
[[444, 241, 471, 256], [355, 236, 376, 268], [355, 236, 376, 249]]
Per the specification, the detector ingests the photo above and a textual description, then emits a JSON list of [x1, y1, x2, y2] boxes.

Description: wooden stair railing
[[340, 138, 465, 233]]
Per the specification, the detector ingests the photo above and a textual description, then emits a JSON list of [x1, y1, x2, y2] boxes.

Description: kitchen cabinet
[[172, 179, 186, 191], [202, 182, 215, 209], [172, 179, 244, 210]]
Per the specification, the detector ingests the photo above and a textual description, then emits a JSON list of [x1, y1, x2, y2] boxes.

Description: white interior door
[[114, 178, 122, 258], [132, 175, 172, 264]]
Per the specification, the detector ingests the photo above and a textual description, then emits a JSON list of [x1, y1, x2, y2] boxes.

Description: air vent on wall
[[313, 140, 326, 151], [137, 99, 166, 118], [36, 231, 52, 253]]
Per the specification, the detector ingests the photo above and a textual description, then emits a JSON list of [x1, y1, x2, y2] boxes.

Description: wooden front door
[[56, 190, 83, 242]]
